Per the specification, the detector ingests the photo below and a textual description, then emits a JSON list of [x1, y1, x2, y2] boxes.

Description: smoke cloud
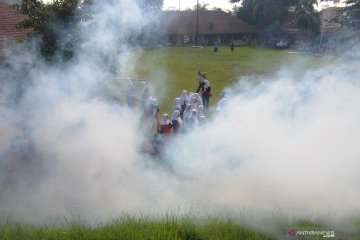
[[1, 0, 360, 229], [167, 61, 360, 215]]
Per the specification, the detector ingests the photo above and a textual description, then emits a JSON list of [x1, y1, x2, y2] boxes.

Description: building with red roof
[[0, 0, 31, 49], [161, 10, 259, 45]]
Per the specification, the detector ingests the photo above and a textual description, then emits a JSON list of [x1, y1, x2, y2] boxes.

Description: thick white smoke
[[166, 61, 360, 216], [0, 0, 360, 227], [0, 0, 162, 221]]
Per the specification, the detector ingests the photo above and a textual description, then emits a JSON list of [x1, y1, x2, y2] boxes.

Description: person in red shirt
[[159, 113, 172, 137]]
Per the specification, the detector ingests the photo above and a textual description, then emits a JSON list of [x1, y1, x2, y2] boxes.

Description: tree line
[[12, 0, 163, 61], [10, 0, 360, 60], [231, 0, 360, 34], [231, 0, 319, 38]]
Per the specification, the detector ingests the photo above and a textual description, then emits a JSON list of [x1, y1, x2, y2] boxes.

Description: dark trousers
[[180, 104, 185, 118], [202, 95, 210, 110]]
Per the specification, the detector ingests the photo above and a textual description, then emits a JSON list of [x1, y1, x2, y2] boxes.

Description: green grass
[[130, 46, 335, 114], [1, 213, 359, 239], [0, 215, 275, 240]]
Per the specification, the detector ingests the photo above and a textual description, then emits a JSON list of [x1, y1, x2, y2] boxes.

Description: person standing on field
[[179, 90, 187, 118], [159, 113, 172, 137], [186, 109, 199, 131], [171, 110, 182, 134], [141, 81, 149, 109], [214, 42, 218, 52], [186, 92, 194, 106], [194, 93, 203, 106], [182, 103, 191, 122], [173, 97, 181, 112], [196, 71, 205, 93], [152, 98, 160, 133], [202, 79, 212, 110], [126, 80, 136, 108]]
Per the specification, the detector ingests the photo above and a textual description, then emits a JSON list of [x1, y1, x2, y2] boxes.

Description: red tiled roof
[[161, 10, 259, 35], [0, 0, 31, 48]]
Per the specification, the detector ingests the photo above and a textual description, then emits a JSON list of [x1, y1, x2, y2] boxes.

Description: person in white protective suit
[[171, 110, 182, 134], [197, 105, 204, 119], [173, 97, 181, 112], [182, 103, 192, 123], [190, 95, 198, 110], [194, 92, 203, 106], [179, 90, 187, 117], [186, 92, 194, 105], [186, 109, 199, 131]]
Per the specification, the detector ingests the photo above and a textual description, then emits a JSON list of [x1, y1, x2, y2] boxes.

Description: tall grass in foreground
[[1, 212, 359, 239], [0, 215, 274, 240]]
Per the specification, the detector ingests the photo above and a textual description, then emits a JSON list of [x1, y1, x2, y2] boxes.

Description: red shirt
[[160, 123, 172, 136]]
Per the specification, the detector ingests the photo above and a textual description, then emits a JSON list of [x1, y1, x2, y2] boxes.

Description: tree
[[230, 0, 288, 28], [186, 3, 210, 11], [13, 0, 93, 60], [281, 0, 300, 7], [233, 0, 257, 25], [340, 0, 360, 29], [252, 0, 288, 28], [230, 0, 299, 7], [295, 0, 320, 35], [143, 0, 164, 10]]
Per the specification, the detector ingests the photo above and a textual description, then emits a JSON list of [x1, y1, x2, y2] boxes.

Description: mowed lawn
[[131, 46, 333, 114]]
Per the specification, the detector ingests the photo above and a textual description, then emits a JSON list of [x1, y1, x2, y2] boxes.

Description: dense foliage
[[12, 0, 164, 61], [230, 0, 320, 42], [295, 0, 320, 34], [341, 0, 360, 29], [230, 0, 299, 28], [13, 0, 93, 60]]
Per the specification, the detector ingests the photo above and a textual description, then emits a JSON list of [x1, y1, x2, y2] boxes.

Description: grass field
[[0, 215, 273, 240], [131, 46, 334, 114], [2, 212, 358, 239]]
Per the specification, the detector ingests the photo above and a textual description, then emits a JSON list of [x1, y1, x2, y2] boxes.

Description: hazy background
[[0, 0, 359, 227]]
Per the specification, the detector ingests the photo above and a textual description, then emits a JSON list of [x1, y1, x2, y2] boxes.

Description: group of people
[[142, 73, 212, 137], [126, 71, 215, 154]]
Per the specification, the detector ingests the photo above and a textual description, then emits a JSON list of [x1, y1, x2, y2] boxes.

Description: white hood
[[160, 113, 170, 125], [190, 96, 198, 109], [186, 92, 194, 104], [173, 97, 181, 110], [183, 103, 191, 120], [180, 90, 187, 105], [194, 93, 203, 105], [171, 110, 182, 125]]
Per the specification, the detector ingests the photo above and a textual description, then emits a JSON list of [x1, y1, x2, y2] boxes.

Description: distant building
[[283, 8, 342, 48], [0, 0, 31, 49], [320, 7, 342, 35], [161, 10, 259, 46], [319, 7, 342, 49]]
